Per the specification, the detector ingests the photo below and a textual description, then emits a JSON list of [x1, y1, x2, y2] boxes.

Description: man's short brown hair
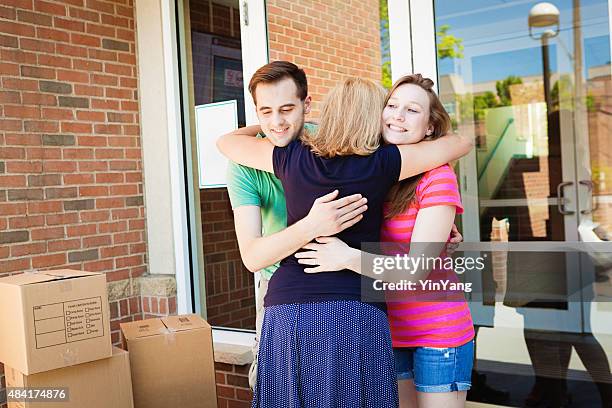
[[248, 61, 308, 105]]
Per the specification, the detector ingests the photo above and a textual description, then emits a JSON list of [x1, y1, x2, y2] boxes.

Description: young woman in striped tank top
[[296, 74, 475, 408]]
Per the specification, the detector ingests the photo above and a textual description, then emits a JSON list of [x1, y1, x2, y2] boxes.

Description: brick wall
[[200, 188, 256, 329], [215, 362, 252, 408], [0, 1, 144, 406], [266, 0, 382, 115]]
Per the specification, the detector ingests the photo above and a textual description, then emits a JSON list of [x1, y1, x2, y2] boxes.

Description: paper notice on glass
[[195, 100, 238, 188]]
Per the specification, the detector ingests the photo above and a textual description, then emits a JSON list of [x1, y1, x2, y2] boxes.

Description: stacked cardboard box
[[120, 314, 217, 408], [0, 270, 134, 408], [0, 270, 218, 407]]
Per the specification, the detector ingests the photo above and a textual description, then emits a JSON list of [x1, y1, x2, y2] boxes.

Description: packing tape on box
[[60, 347, 78, 366], [164, 330, 176, 346]]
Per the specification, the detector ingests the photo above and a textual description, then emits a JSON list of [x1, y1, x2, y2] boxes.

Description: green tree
[[495, 75, 522, 106], [472, 92, 498, 121], [380, 0, 392, 89], [437, 25, 464, 60]]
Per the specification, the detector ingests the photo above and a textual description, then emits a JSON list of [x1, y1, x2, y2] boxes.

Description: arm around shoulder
[[216, 126, 275, 173], [397, 132, 473, 180]]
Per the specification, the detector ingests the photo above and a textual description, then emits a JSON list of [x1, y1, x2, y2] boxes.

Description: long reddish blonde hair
[[384, 74, 452, 219]]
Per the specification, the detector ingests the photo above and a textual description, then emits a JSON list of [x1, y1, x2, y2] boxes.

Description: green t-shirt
[[225, 126, 316, 279], [226, 151, 286, 280]]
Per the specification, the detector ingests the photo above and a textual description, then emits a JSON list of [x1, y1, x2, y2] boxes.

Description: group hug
[[216, 61, 475, 408]]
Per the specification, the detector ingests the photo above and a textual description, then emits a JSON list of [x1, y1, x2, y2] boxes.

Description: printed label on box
[[33, 297, 105, 349]]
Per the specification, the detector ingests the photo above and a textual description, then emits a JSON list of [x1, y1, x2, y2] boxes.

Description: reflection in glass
[[187, 0, 255, 331], [434, 1, 611, 406]]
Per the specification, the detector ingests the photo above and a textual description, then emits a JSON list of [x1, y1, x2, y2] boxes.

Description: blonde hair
[[301, 77, 386, 158]]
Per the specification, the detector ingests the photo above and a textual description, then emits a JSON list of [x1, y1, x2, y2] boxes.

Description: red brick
[[45, 213, 79, 225], [11, 242, 47, 257], [105, 87, 132, 99], [36, 28, 70, 44], [31, 226, 64, 240], [0, 62, 19, 76], [68, 7, 100, 22], [73, 58, 103, 71], [78, 161, 108, 172], [82, 234, 111, 247], [9, 215, 44, 229], [119, 298, 128, 316], [24, 120, 59, 133], [41, 107, 74, 120], [82, 258, 113, 272], [27, 200, 62, 214], [142, 297, 150, 313], [22, 92, 56, 106], [0, 175, 26, 188], [99, 197, 128, 212], [53, 17, 85, 33], [71, 33, 100, 47], [4, 134, 41, 146], [66, 223, 97, 236], [42, 161, 76, 172], [20, 38, 54, 53], [0, 257, 30, 273], [79, 210, 109, 222], [150, 297, 158, 313], [1, 49, 37, 64], [217, 385, 235, 399], [3, 78, 38, 92], [0, 20, 36, 37], [25, 148, 61, 162], [57, 70, 89, 83], [0, 91, 21, 104], [32, 253, 66, 268], [55, 42, 87, 57], [35, 0, 67, 15], [129, 296, 139, 314], [110, 301, 119, 319], [100, 245, 128, 258], [87, 0, 114, 13], [6, 160, 42, 173], [0, 203, 26, 216], [92, 98, 119, 110], [61, 122, 92, 133], [64, 174, 94, 185], [0, 5, 17, 19], [4, 105, 40, 119], [101, 14, 129, 27], [47, 239, 80, 252], [86, 22, 115, 37]]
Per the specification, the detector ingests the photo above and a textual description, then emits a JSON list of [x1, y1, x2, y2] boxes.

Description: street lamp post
[[528, 2, 560, 113]]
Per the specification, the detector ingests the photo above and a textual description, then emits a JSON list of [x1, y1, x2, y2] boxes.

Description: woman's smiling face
[[381, 83, 433, 145]]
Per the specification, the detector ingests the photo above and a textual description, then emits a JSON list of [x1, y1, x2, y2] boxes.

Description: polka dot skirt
[[252, 301, 398, 408]]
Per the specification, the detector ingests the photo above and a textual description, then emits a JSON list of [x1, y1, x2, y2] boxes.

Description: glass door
[[178, 0, 268, 328], [399, 2, 612, 405], [407, 0, 609, 333]]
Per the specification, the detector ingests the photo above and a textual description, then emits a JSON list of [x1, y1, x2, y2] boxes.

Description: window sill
[[212, 328, 255, 366]]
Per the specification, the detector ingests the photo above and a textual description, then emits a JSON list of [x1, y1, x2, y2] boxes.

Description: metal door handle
[[579, 180, 596, 215], [556, 181, 575, 215]]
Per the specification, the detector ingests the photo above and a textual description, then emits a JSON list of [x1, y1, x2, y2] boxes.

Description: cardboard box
[[120, 314, 217, 408], [0, 269, 112, 375], [5, 347, 134, 408]]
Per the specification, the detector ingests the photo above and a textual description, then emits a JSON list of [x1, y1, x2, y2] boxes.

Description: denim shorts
[[393, 340, 474, 393]]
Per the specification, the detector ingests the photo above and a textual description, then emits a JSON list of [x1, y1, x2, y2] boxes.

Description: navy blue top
[[264, 140, 402, 311]]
